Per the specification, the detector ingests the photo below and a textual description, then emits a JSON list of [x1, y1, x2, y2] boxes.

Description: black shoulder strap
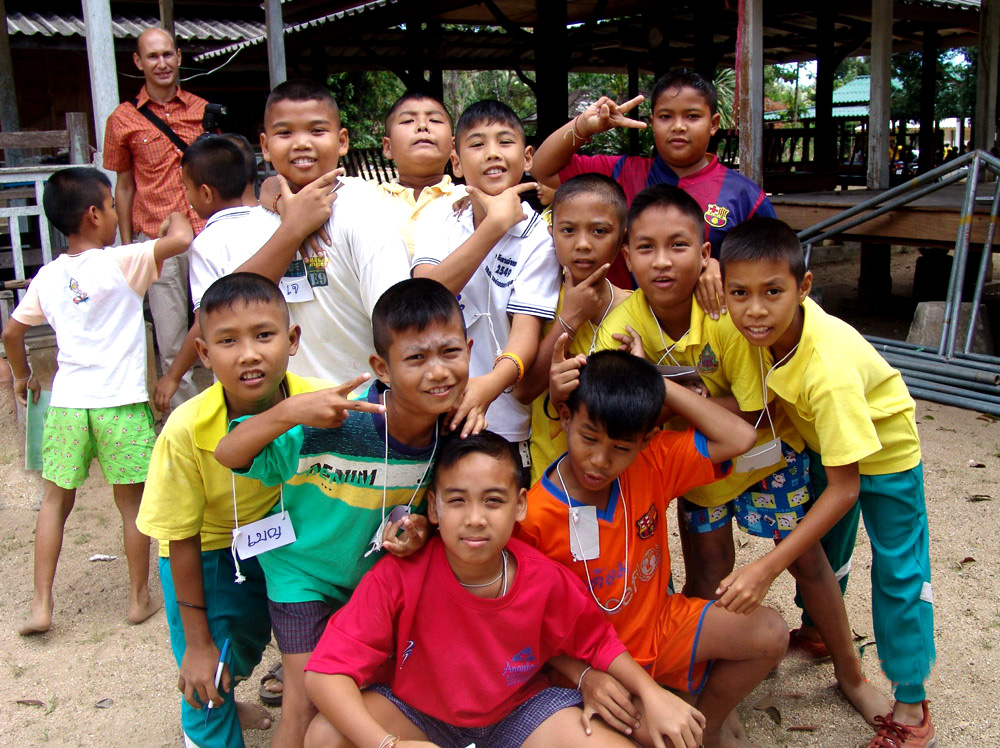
[[130, 98, 189, 153]]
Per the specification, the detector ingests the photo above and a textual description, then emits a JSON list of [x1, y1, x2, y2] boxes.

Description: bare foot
[[237, 701, 274, 731], [18, 598, 53, 636], [126, 594, 162, 625], [837, 661, 893, 726], [722, 710, 748, 741]]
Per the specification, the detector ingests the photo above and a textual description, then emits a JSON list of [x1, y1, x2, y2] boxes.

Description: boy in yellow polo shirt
[[718, 218, 936, 748]]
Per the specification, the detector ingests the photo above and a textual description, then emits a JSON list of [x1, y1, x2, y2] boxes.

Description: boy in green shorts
[[719, 218, 936, 747], [2, 167, 192, 634], [137, 272, 323, 747], [214, 277, 476, 747]]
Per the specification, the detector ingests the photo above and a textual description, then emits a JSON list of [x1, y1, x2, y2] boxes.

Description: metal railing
[[796, 150, 1000, 416]]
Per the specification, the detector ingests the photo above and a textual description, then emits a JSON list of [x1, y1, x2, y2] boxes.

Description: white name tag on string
[[734, 437, 783, 473], [366, 505, 412, 557], [278, 275, 314, 303], [569, 505, 600, 561], [235, 512, 296, 559]]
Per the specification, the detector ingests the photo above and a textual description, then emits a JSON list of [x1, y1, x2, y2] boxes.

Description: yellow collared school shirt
[[377, 175, 467, 257]]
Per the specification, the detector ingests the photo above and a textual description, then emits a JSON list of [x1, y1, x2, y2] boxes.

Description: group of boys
[[3, 64, 936, 748]]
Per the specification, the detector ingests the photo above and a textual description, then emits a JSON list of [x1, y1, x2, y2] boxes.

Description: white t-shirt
[[412, 204, 560, 441], [12, 242, 160, 408], [188, 206, 277, 310], [256, 179, 411, 385]]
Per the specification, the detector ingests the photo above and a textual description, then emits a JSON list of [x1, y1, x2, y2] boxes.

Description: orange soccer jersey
[[516, 428, 727, 692]]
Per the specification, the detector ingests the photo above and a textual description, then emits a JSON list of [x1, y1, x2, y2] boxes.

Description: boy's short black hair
[[42, 168, 111, 237], [221, 133, 258, 188], [627, 183, 704, 235], [265, 79, 340, 122], [650, 68, 718, 115], [199, 272, 288, 323], [372, 278, 466, 358], [181, 137, 250, 201], [454, 100, 524, 145], [552, 173, 628, 233], [720, 217, 807, 284], [432, 430, 523, 490], [567, 350, 664, 440], [384, 89, 452, 133]]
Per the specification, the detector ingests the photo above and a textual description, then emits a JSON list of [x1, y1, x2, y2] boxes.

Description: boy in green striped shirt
[[215, 277, 475, 747]]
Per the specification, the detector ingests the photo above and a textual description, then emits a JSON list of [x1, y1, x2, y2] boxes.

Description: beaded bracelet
[[271, 192, 282, 214], [494, 352, 525, 384]]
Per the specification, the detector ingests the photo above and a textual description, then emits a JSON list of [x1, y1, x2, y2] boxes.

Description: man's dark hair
[[384, 90, 452, 133], [181, 137, 250, 200], [455, 100, 524, 144], [567, 350, 664, 440], [42, 168, 112, 237], [552, 173, 628, 233], [221, 133, 258, 188], [199, 272, 288, 323], [372, 278, 466, 358], [650, 68, 718, 115], [627, 183, 704, 235], [720, 217, 807, 284], [265, 80, 339, 122], [432, 430, 523, 490]]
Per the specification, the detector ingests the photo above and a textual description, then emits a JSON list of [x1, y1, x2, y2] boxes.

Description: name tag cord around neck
[[586, 278, 616, 355], [647, 299, 689, 365]]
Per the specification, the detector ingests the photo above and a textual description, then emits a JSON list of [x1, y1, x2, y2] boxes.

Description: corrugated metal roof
[[194, 0, 401, 61], [7, 12, 264, 42]]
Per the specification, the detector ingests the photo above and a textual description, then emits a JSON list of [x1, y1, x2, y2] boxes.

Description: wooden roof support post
[[265, 0, 287, 90], [0, 0, 21, 164], [535, 0, 568, 143], [814, 7, 835, 173], [628, 59, 639, 156], [159, 0, 175, 40], [738, 0, 763, 186], [868, 0, 892, 190], [917, 25, 938, 174], [974, 0, 1000, 153], [82, 0, 119, 163]]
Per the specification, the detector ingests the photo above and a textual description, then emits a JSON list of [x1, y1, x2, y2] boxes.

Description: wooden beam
[[66, 112, 88, 164], [159, 0, 175, 40], [0, 0, 21, 164], [628, 58, 639, 156], [974, 0, 999, 153], [868, 0, 892, 190], [534, 1, 568, 140], [918, 25, 937, 173], [738, 0, 764, 186], [0, 131, 70, 149], [82, 0, 119, 159], [264, 0, 287, 89], [814, 7, 835, 172]]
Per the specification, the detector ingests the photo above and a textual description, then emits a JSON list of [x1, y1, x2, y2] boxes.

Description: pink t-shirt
[[306, 536, 626, 726]]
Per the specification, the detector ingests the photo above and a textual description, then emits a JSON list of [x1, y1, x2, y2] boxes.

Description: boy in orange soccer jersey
[[516, 350, 787, 748]]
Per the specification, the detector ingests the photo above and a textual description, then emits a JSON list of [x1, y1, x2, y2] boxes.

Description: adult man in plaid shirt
[[104, 27, 206, 407]]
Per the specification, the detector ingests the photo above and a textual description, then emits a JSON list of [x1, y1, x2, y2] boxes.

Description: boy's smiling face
[[624, 204, 709, 320], [452, 120, 532, 196], [651, 85, 721, 176], [724, 258, 812, 357], [369, 314, 472, 420], [383, 97, 453, 177], [551, 193, 625, 286], [261, 98, 348, 190], [195, 299, 300, 418]]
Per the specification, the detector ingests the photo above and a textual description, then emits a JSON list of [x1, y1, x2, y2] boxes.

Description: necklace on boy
[[457, 549, 508, 594], [586, 279, 616, 355], [555, 457, 629, 614]]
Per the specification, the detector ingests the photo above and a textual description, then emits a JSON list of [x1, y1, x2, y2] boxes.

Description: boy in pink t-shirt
[[2, 167, 192, 636], [303, 431, 706, 748]]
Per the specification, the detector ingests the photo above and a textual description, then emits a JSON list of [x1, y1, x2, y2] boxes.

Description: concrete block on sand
[[907, 301, 995, 354]]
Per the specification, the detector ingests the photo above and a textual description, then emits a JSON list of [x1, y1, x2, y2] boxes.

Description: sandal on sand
[[258, 661, 283, 706], [789, 627, 831, 659]]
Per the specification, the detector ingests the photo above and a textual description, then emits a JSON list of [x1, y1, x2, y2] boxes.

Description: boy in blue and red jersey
[[532, 69, 774, 318]]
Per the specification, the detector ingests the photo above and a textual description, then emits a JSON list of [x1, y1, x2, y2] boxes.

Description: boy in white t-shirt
[[412, 99, 560, 454], [2, 167, 193, 635]]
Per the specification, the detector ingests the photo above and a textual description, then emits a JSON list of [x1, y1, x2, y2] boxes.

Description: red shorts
[[639, 594, 715, 694]]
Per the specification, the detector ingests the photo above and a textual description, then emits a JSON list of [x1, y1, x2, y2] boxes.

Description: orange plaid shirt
[[103, 85, 207, 237]]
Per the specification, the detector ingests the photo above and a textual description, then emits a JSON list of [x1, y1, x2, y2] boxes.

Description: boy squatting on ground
[[519, 349, 786, 748], [2, 168, 192, 635], [583, 184, 889, 726], [716, 218, 937, 748], [302, 430, 707, 748], [412, 99, 561, 456], [531, 69, 774, 319], [137, 273, 333, 747], [521, 174, 632, 484], [213, 278, 483, 748]]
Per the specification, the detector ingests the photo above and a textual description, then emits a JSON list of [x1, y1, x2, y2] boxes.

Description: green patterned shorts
[[42, 403, 155, 489]]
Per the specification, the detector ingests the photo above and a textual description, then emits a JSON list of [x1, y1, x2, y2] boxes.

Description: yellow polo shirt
[[377, 175, 467, 257], [595, 292, 804, 507], [738, 297, 921, 475], [138, 372, 328, 556]]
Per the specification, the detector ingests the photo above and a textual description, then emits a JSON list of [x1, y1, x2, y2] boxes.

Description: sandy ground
[[1, 251, 999, 747]]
